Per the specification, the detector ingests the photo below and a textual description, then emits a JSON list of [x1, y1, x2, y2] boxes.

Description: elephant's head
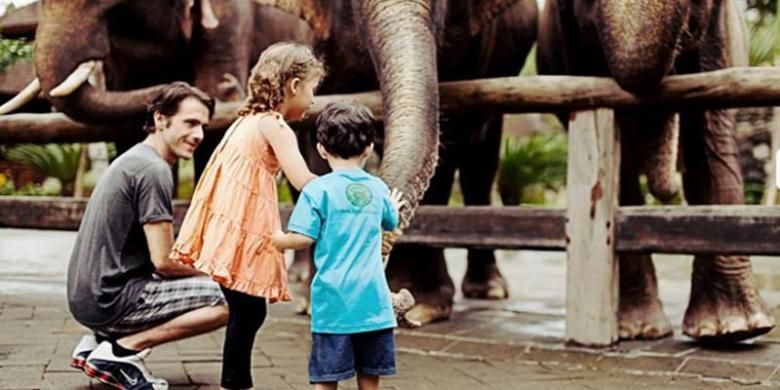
[[258, 0, 520, 226], [585, 0, 716, 93], [34, 0, 219, 123]]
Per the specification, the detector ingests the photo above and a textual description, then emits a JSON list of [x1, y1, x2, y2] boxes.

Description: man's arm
[[143, 221, 204, 277], [272, 230, 315, 251]]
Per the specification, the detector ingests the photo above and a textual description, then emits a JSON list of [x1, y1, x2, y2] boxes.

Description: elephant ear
[[469, 0, 526, 35], [251, 0, 330, 40]]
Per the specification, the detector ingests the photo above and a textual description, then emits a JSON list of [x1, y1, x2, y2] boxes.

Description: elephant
[[261, 0, 539, 325], [30, 0, 318, 174], [537, 0, 775, 342]]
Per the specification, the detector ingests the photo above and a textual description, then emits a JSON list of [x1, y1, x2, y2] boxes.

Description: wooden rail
[[3, 196, 780, 256], [3, 67, 780, 143]]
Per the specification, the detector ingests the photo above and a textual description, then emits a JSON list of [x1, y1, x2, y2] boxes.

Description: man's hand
[[389, 188, 407, 214]]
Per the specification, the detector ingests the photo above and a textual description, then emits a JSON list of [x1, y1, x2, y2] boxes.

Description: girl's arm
[[260, 118, 316, 190]]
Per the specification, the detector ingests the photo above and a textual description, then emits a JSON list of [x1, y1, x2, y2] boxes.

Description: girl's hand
[[389, 188, 407, 213]]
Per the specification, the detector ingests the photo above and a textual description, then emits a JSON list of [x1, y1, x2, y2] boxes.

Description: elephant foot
[[461, 272, 509, 300], [683, 256, 775, 343], [618, 297, 673, 340], [287, 259, 310, 283], [461, 256, 509, 300], [404, 302, 452, 325], [293, 274, 312, 316], [617, 253, 672, 340], [288, 249, 311, 283]]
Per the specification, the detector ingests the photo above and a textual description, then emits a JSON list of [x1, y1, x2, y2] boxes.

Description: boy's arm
[[272, 231, 315, 251]]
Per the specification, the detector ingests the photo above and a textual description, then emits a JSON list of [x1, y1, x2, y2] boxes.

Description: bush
[[2, 144, 84, 196], [498, 133, 567, 205]]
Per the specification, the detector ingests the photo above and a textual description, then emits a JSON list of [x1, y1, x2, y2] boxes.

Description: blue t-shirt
[[288, 168, 399, 334]]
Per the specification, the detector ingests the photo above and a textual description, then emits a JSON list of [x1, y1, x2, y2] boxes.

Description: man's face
[[157, 97, 210, 160]]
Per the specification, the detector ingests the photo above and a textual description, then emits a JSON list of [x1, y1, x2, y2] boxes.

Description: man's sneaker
[[70, 334, 99, 371], [84, 341, 169, 390]]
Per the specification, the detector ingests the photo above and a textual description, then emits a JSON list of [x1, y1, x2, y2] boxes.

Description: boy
[[273, 101, 405, 390]]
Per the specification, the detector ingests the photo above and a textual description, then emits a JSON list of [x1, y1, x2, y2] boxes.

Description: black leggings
[[220, 286, 267, 390]]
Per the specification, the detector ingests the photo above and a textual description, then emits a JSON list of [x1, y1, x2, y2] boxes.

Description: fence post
[[565, 109, 620, 347]]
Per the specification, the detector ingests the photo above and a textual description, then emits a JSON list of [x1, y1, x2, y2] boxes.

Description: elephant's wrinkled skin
[[537, 0, 774, 342]]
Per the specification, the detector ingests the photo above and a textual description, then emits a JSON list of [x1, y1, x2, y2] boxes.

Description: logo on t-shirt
[[346, 183, 372, 208]]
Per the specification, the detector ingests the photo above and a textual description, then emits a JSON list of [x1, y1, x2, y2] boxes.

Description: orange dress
[[172, 113, 291, 302]]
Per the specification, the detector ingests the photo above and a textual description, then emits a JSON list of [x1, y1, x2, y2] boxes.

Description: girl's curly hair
[[238, 42, 326, 116]]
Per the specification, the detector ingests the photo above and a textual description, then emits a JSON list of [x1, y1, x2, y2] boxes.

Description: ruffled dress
[[172, 113, 291, 302]]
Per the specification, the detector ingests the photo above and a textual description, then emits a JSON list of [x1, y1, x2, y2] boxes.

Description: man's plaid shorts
[[95, 275, 225, 337]]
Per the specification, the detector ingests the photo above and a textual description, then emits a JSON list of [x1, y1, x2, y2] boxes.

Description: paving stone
[[443, 340, 525, 361], [592, 354, 686, 373], [147, 362, 191, 386], [41, 372, 93, 389], [688, 342, 780, 364], [0, 365, 45, 388], [183, 361, 221, 385], [395, 333, 455, 353], [679, 357, 776, 382]]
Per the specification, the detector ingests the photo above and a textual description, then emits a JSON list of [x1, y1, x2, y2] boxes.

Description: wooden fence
[[2, 67, 780, 346]]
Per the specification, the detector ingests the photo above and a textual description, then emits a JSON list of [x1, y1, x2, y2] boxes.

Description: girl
[[172, 42, 325, 390]]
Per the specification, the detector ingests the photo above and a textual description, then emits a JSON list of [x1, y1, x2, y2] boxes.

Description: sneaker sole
[[70, 356, 86, 371], [84, 362, 124, 389]]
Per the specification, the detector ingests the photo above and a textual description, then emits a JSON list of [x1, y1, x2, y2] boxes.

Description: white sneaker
[[84, 341, 169, 390], [70, 334, 99, 371]]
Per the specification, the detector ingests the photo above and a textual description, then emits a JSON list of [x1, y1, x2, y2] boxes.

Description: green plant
[[498, 133, 567, 205], [0, 37, 33, 73], [3, 144, 84, 196], [746, 0, 780, 66]]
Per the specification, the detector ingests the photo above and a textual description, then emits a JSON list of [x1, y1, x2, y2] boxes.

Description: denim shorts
[[309, 328, 396, 384]]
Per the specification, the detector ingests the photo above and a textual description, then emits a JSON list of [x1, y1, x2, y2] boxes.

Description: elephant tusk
[[200, 0, 219, 29], [0, 78, 41, 115], [49, 60, 96, 98]]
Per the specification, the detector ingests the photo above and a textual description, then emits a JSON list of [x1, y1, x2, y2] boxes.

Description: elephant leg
[[386, 142, 458, 325], [616, 110, 673, 340], [680, 108, 775, 342], [458, 117, 508, 300]]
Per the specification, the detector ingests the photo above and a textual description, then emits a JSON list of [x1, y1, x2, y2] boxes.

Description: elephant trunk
[[596, 0, 686, 93], [353, 0, 440, 229], [35, 0, 168, 124]]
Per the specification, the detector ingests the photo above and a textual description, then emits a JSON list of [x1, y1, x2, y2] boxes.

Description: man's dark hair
[[143, 82, 215, 133], [315, 101, 375, 159]]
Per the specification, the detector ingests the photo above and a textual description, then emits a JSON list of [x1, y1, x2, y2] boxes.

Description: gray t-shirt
[[67, 143, 174, 327]]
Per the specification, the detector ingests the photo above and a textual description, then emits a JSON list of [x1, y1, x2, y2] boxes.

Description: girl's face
[[284, 75, 321, 120]]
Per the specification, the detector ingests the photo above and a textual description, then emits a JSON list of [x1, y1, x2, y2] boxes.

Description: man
[[67, 82, 228, 390]]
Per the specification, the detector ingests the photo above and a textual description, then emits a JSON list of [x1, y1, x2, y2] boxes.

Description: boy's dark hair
[[315, 102, 375, 159], [143, 82, 215, 133]]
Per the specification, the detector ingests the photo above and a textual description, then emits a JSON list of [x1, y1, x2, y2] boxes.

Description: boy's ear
[[363, 143, 374, 157], [316, 143, 328, 160]]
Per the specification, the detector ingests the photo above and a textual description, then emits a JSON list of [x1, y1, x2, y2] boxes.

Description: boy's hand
[[271, 230, 286, 252], [389, 188, 407, 213]]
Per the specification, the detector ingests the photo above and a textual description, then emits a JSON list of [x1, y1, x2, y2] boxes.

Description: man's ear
[[153, 112, 166, 132]]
